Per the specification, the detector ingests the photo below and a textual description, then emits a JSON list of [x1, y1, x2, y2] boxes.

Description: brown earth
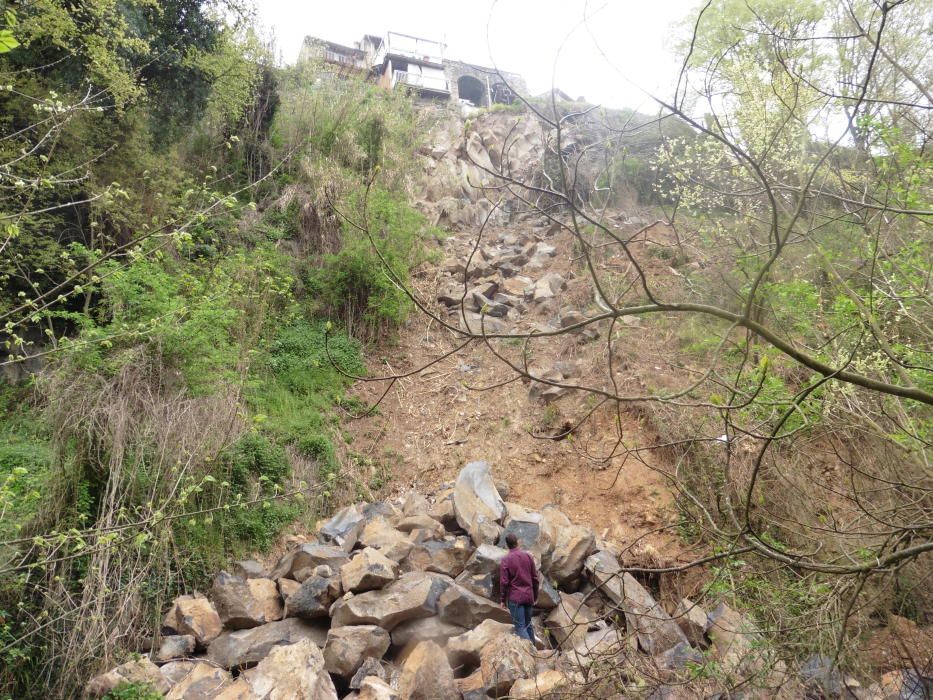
[[342, 217, 690, 563]]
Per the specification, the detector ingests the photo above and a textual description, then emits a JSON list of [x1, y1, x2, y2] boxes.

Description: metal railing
[[385, 32, 445, 65], [392, 70, 450, 93], [323, 49, 363, 68]]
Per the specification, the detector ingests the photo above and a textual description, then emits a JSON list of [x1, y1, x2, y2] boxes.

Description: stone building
[[298, 32, 526, 107]]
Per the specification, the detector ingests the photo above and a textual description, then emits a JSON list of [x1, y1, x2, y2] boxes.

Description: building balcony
[[392, 70, 450, 94], [383, 32, 445, 67]]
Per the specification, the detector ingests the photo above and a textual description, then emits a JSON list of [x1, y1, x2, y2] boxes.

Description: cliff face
[[411, 108, 546, 231]]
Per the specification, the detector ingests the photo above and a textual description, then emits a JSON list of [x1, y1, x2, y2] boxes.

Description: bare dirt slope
[[344, 216, 686, 559]]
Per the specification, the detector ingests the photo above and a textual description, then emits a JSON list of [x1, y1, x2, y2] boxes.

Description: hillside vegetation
[[0, 0, 930, 697]]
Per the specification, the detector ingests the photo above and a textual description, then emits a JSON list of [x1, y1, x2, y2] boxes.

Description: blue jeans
[[507, 601, 535, 643]]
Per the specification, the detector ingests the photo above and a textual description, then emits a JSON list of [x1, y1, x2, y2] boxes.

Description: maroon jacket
[[499, 548, 539, 605]]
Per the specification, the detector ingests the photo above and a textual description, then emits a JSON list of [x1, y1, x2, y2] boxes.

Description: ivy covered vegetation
[[0, 1, 436, 695]]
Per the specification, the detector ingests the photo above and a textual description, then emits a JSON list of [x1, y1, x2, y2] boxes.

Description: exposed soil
[[344, 216, 689, 561]]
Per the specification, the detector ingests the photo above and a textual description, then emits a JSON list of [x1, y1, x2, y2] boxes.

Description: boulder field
[[86, 461, 900, 699]]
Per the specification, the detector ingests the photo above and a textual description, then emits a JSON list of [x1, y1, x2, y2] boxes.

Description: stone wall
[[443, 60, 527, 107]]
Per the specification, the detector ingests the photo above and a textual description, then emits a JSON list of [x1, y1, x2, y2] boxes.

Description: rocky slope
[[85, 462, 922, 699], [83, 462, 705, 698]]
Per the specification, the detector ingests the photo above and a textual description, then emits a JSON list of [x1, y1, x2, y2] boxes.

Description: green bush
[[102, 681, 164, 700], [225, 432, 291, 491], [310, 187, 441, 337]]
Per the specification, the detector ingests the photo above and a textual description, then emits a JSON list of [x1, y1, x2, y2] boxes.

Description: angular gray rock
[[233, 560, 267, 579], [654, 641, 705, 671], [404, 537, 472, 577], [350, 656, 387, 690], [454, 543, 507, 600], [446, 618, 513, 670], [395, 515, 445, 539], [84, 658, 172, 698], [357, 518, 415, 563], [673, 598, 709, 648], [161, 593, 223, 647], [390, 616, 466, 649], [330, 572, 451, 630], [499, 503, 553, 565], [398, 640, 459, 700], [164, 663, 232, 700], [156, 634, 196, 662], [341, 547, 399, 593], [479, 633, 537, 697], [207, 618, 329, 669], [459, 311, 508, 335], [453, 461, 507, 546], [438, 583, 512, 628], [584, 551, 688, 655], [540, 505, 595, 588], [285, 568, 342, 619], [318, 503, 367, 551], [358, 676, 398, 700], [323, 624, 391, 679], [211, 572, 283, 630], [546, 592, 603, 650], [243, 638, 338, 699], [271, 543, 350, 581]]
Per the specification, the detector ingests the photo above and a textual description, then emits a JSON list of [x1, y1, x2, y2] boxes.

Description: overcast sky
[[252, 0, 700, 111]]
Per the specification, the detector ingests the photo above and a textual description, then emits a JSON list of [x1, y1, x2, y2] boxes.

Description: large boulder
[[536, 576, 560, 610], [350, 657, 388, 690], [400, 490, 430, 517], [244, 639, 338, 700], [654, 641, 705, 671], [437, 583, 512, 628], [161, 593, 223, 647], [207, 618, 329, 669], [397, 641, 459, 700], [164, 663, 232, 700], [357, 519, 415, 563], [284, 567, 342, 619], [84, 658, 172, 698], [428, 489, 458, 530], [156, 634, 196, 663], [404, 537, 473, 577], [510, 670, 572, 698], [211, 572, 283, 629], [479, 633, 537, 697], [358, 676, 398, 700], [330, 572, 451, 630], [159, 660, 198, 686], [546, 592, 603, 650], [705, 603, 763, 668], [396, 515, 445, 540], [446, 619, 513, 670], [568, 627, 628, 667], [585, 552, 688, 655], [673, 598, 709, 648], [540, 505, 595, 589], [318, 503, 367, 551], [323, 625, 391, 679], [341, 547, 399, 593], [233, 560, 267, 579], [500, 503, 554, 565], [391, 616, 467, 649], [271, 543, 350, 581], [456, 670, 487, 700], [454, 543, 507, 600], [453, 461, 506, 545]]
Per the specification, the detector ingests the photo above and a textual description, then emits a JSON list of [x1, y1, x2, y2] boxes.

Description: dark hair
[[505, 533, 518, 549]]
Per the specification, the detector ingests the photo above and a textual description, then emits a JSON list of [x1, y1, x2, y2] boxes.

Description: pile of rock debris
[[85, 461, 917, 699]]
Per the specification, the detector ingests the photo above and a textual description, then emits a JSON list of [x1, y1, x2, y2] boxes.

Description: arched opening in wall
[[490, 82, 516, 105], [457, 75, 486, 107]]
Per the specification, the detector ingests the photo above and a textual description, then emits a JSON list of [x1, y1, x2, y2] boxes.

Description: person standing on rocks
[[499, 533, 539, 643]]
